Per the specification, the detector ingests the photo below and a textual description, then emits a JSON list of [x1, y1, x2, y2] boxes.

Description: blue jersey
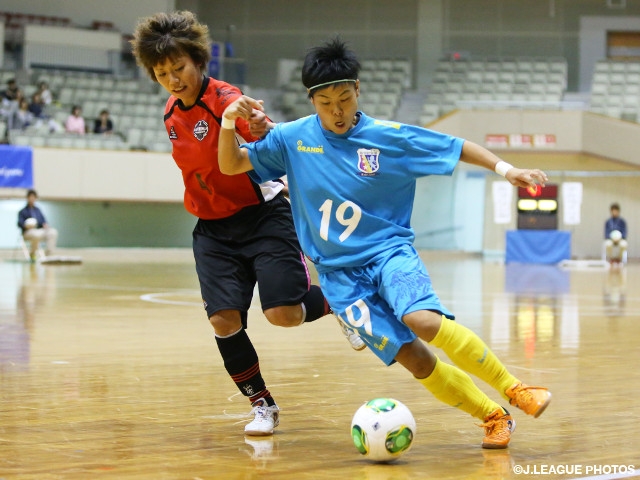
[[245, 112, 464, 272]]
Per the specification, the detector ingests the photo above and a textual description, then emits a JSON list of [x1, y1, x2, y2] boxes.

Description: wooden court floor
[[1, 249, 639, 480]]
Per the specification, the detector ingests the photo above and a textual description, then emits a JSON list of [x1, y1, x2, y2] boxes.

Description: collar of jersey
[[177, 75, 209, 110]]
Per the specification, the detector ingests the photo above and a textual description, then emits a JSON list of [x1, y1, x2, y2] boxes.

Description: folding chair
[[17, 230, 45, 262], [602, 240, 628, 266]]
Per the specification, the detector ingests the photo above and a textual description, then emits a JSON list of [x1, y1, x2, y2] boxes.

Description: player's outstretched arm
[[218, 95, 263, 175], [459, 140, 548, 188]]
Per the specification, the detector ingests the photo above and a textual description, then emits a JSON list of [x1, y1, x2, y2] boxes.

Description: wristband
[[494, 160, 514, 177], [221, 116, 235, 130]]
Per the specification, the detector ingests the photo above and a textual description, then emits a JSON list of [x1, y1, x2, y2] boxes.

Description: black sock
[[301, 285, 330, 323], [215, 328, 274, 406]]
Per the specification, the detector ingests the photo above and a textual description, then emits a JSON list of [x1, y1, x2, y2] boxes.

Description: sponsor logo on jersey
[[193, 120, 209, 141], [374, 119, 401, 129], [169, 126, 178, 140], [296, 140, 324, 153], [215, 87, 235, 107], [357, 148, 380, 176]]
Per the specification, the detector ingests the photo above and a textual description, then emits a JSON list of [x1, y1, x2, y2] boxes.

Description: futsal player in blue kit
[[218, 37, 552, 449]]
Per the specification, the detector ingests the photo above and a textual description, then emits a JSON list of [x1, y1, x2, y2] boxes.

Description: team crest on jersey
[[357, 148, 380, 176], [169, 126, 178, 140], [193, 120, 209, 141]]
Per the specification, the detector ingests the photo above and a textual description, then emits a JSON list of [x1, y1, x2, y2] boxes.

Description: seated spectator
[[28, 92, 46, 119], [604, 203, 628, 264], [17, 189, 59, 260], [14, 98, 34, 130], [37, 81, 53, 106], [2, 78, 21, 102], [25, 92, 63, 133], [93, 109, 114, 134], [1, 79, 23, 130], [65, 105, 86, 134]]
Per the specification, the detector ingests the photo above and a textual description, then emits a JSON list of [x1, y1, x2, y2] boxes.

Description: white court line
[[139, 292, 201, 307], [57, 283, 640, 316], [140, 291, 263, 310]]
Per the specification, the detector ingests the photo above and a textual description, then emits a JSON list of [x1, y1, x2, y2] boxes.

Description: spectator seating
[[419, 57, 568, 125], [8, 57, 412, 148], [10, 129, 129, 150], [279, 58, 411, 121], [5, 68, 171, 152], [588, 60, 640, 123]]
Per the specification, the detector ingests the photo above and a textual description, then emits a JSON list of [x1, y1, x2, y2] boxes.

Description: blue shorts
[[319, 244, 454, 365]]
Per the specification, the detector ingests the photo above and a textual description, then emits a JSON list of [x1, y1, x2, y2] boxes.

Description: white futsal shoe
[[245, 398, 280, 436], [337, 317, 366, 351]]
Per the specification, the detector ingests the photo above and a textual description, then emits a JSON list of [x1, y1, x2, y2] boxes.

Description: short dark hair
[[27, 189, 38, 198], [610, 203, 620, 211], [302, 37, 360, 98], [131, 10, 211, 82]]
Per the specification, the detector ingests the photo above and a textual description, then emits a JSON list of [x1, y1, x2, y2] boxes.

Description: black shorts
[[193, 194, 311, 323]]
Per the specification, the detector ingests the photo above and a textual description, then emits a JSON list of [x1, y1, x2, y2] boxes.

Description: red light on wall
[[527, 185, 542, 197], [518, 184, 557, 199]]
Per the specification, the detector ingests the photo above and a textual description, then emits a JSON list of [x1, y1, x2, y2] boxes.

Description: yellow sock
[[430, 316, 518, 401], [418, 356, 500, 420]]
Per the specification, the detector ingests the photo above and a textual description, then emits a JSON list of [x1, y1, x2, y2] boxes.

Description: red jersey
[[164, 77, 282, 219]]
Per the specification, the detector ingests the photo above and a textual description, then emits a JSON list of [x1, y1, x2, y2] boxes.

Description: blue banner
[[0, 145, 33, 188], [505, 230, 571, 265]]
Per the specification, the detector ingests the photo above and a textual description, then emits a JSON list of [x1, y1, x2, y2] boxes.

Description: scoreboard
[[517, 184, 558, 230]]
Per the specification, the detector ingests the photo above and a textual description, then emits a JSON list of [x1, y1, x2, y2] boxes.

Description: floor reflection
[[603, 267, 626, 317], [489, 262, 637, 359], [0, 263, 47, 369], [490, 264, 576, 357]]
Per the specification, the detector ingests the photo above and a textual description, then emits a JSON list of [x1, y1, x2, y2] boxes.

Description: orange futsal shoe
[[480, 408, 516, 449], [506, 383, 552, 418]]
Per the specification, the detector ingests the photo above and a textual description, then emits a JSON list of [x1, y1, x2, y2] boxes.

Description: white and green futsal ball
[[351, 398, 416, 462]]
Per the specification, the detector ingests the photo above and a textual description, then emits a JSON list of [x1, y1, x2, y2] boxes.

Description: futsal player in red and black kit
[[131, 10, 363, 436]]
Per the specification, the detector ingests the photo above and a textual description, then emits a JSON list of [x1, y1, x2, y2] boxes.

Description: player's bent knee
[[264, 305, 302, 327], [395, 339, 437, 379], [403, 310, 442, 342], [209, 310, 243, 336]]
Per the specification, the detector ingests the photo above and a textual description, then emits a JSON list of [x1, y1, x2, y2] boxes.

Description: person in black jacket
[[93, 109, 114, 134]]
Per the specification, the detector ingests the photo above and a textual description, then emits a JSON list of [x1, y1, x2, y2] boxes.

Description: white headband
[[307, 78, 357, 93]]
